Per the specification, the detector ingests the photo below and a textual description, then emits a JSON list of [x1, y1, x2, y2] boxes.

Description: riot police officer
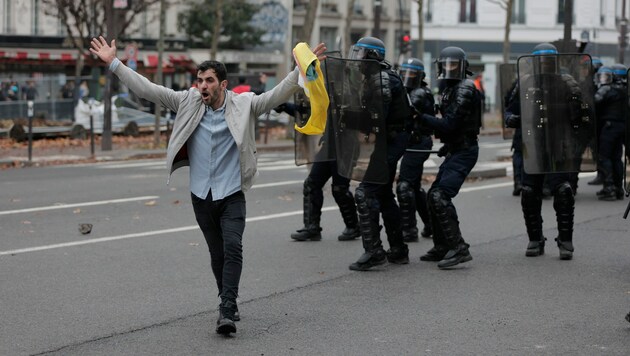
[[416, 46, 482, 269], [274, 101, 362, 242], [594, 64, 627, 201], [397, 57, 434, 241], [345, 37, 411, 271], [506, 42, 589, 260], [587, 56, 605, 186]]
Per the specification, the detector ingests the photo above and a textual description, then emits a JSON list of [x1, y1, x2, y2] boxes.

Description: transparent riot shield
[[324, 56, 388, 183], [499, 63, 518, 140], [517, 53, 596, 174], [625, 69, 630, 201], [294, 51, 341, 166]]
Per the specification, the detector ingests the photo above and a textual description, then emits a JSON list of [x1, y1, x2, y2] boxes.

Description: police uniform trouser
[[356, 132, 408, 251], [428, 145, 479, 250], [521, 172, 574, 243], [303, 160, 354, 230], [397, 135, 432, 235], [598, 121, 625, 190]]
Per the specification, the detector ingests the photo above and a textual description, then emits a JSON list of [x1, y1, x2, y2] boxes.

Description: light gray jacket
[[111, 62, 301, 192]]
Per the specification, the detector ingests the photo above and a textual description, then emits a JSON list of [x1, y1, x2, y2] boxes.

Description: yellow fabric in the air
[[292, 42, 329, 135]]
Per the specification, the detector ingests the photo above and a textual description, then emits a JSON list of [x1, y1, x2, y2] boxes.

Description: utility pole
[[373, 0, 382, 39], [103, 0, 114, 151], [620, 0, 628, 63], [154, 0, 165, 147], [416, 0, 425, 59]]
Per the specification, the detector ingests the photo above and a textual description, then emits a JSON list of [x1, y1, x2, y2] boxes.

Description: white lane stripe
[[0, 196, 160, 216], [459, 182, 513, 192], [258, 166, 306, 172], [251, 180, 303, 189], [0, 207, 338, 256], [97, 162, 165, 169]]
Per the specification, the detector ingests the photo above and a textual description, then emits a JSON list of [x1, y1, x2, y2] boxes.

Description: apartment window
[[426, 0, 433, 23], [511, 0, 526, 24], [459, 0, 476, 23], [32, 0, 39, 35], [320, 27, 338, 51], [557, 0, 574, 24]]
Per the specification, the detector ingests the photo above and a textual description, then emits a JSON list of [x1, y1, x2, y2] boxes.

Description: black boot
[[292, 178, 322, 241], [597, 186, 617, 201], [216, 300, 237, 335], [386, 244, 409, 264], [396, 181, 419, 242], [332, 185, 360, 241], [513, 181, 523, 196], [437, 243, 472, 269], [420, 195, 448, 262], [521, 186, 545, 257], [554, 182, 575, 260], [349, 189, 386, 271], [428, 189, 472, 268]]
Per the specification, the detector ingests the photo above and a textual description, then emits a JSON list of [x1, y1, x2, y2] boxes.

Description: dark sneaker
[[386, 245, 409, 264], [625, 311, 630, 323], [526, 238, 546, 257], [556, 239, 574, 260], [349, 249, 386, 271], [420, 247, 448, 262], [420, 226, 433, 239], [598, 187, 617, 201], [587, 176, 603, 185], [291, 227, 322, 241], [437, 245, 472, 269], [216, 310, 236, 335], [337, 226, 360, 241]]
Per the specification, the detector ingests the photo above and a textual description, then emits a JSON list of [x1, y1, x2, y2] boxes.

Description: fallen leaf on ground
[[144, 200, 157, 206]]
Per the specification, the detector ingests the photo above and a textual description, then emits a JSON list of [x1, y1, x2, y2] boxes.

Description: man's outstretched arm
[[90, 36, 183, 113]]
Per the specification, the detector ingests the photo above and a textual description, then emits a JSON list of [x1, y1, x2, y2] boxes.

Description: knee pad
[[396, 181, 415, 203], [553, 182, 574, 211], [331, 184, 351, 200]]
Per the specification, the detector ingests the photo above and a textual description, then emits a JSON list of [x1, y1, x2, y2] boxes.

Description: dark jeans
[[598, 121, 625, 188], [191, 190, 246, 305]]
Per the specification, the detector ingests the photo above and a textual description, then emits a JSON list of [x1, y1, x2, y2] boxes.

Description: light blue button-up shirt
[[188, 96, 241, 201]]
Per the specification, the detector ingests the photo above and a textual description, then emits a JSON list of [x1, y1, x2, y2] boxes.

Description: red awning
[[0, 48, 79, 65], [141, 52, 196, 73]]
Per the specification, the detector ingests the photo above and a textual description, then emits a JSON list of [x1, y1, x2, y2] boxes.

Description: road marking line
[[0, 196, 159, 216], [0, 207, 338, 256], [251, 180, 303, 189]]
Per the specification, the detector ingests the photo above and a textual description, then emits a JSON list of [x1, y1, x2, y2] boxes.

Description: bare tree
[[300, 0, 320, 43], [415, 0, 424, 59], [344, 0, 356, 55], [487, 0, 514, 63], [210, 0, 223, 60]]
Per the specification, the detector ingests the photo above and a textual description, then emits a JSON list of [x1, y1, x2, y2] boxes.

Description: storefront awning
[[0, 48, 79, 65]]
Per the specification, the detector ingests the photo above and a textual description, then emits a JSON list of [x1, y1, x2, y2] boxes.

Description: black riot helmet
[[436, 46, 468, 80], [399, 57, 426, 89], [532, 42, 558, 75], [611, 63, 628, 84], [349, 36, 386, 62]]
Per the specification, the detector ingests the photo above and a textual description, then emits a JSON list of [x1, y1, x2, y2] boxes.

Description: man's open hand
[[311, 43, 327, 62], [89, 36, 117, 65]]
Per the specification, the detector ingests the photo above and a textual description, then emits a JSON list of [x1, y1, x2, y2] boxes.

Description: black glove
[[273, 103, 287, 114], [505, 114, 521, 129], [437, 144, 449, 157]]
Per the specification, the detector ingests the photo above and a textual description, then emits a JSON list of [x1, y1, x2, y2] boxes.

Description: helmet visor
[[438, 58, 465, 80], [400, 65, 423, 89], [596, 71, 612, 85], [349, 44, 384, 61]]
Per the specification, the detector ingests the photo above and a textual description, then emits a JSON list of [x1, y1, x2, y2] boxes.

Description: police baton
[[405, 149, 440, 154]]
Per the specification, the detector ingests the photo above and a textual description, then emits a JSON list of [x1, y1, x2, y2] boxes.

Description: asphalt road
[[1, 138, 629, 355]]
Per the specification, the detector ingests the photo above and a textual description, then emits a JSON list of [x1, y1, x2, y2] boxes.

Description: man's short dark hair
[[238, 76, 246, 84], [197, 60, 227, 82]]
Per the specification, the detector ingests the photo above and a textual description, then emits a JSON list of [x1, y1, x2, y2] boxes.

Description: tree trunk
[[301, 0, 319, 43], [154, 0, 166, 147], [562, 0, 573, 53], [344, 0, 356, 56], [502, 0, 513, 63], [416, 0, 424, 59], [211, 0, 223, 60]]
